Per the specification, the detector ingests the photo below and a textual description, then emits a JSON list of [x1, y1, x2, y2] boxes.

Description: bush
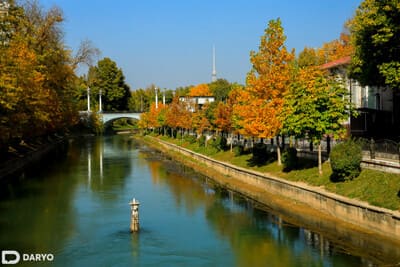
[[249, 143, 275, 166], [198, 135, 206, 147], [210, 135, 227, 151], [233, 145, 244, 156], [184, 134, 197, 144], [282, 147, 298, 171], [330, 139, 362, 181]]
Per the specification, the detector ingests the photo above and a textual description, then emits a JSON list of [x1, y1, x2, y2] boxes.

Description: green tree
[[89, 57, 131, 111], [349, 0, 400, 88], [282, 67, 355, 174], [208, 78, 232, 102]]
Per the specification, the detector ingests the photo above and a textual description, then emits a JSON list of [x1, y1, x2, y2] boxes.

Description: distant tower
[[212, 45, 217, 82]]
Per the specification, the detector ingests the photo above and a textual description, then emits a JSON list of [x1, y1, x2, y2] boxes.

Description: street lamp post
[[87, 87, 91, 112], [162, 89, 166, 105], [99, 89, 102, 112], [155, 87, 158, 109]]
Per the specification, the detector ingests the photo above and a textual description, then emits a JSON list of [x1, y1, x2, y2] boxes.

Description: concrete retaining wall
[[156, 138, 400, 241]]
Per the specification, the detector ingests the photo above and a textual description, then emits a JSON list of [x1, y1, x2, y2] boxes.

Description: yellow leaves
[[0, 1, 80, 142], [233, 18, 294, 138], [188, 83, 212, 97]]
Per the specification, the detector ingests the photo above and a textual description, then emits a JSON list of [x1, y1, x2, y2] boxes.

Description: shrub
[[250, 143, 275, 165], [210, 135, 227, 151], [184, 134, 197, 144], [330, 139, 362, 181], [282, 147, 298, 171], [198, 135, 206, 147], [233, 145, 244, 156]]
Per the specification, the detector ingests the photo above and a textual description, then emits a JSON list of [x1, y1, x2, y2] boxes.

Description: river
[[0, 135, 399, 266]]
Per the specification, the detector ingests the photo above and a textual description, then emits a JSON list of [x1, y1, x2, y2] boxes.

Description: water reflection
[[144, 149, 400, 266], [0, 135, 399, 267]]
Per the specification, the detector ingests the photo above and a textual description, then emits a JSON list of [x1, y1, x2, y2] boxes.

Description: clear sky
[[39, 0, 362, 90]]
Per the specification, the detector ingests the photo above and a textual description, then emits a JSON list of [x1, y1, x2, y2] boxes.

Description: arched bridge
[[100, 112, 141, 123], [79, 111, 142, 124]]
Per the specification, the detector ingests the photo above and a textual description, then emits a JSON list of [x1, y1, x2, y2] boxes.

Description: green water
[[0, 135, 399, 266]]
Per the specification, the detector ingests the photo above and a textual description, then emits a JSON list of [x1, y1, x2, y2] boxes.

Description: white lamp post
[[87, 87, 91, 112]]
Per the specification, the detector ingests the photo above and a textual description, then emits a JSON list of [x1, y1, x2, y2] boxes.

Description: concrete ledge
[[155, 138, 400, 241], [362, 158, 400, 174]]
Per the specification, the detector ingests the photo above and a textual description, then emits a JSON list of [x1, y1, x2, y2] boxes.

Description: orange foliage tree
[[165, 96, 192, 137], [192, 103, 212, 136], [233, 18, 294, 164], [188, 83, 212, 96], [317, 30, 353, 64]]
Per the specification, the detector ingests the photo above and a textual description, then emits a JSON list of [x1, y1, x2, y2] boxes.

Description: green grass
[[145, 134, 400, 211]]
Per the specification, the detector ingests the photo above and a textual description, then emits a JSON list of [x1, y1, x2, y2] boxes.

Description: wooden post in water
[[129, 198, 140, 232]]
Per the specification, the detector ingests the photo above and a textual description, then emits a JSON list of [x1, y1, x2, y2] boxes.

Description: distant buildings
[[321, 56, 399, 138], [179, 95, 215, 112]]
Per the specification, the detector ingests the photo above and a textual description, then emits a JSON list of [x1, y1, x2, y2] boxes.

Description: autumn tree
[[233, 18, 294, 164], [282, 67, 354, 174], [349, 0, 400, 89], [188, 83, 212, 96], [297, 47, 319, 68], [192, 103, 212, 136], [0, 1, 96, 154], [165, 96, 192, 137], [317, 30, 353, 64]]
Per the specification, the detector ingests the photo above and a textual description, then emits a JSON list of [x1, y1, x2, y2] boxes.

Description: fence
[[228, 135, 400, 163]]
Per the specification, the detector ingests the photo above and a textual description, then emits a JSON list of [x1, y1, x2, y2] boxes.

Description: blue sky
[[39, 0, 362, 90]]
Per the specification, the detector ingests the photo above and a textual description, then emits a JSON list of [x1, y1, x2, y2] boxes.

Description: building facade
[[321, 56, 399, 138], [179, 96, 215, 112]]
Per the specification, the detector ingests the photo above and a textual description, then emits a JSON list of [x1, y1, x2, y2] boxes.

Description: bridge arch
[[100, 112, 141, 124]]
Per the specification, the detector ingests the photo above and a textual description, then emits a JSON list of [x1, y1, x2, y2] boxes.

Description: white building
[[179, 96, 215, 112], [321, 56, 396, 137]]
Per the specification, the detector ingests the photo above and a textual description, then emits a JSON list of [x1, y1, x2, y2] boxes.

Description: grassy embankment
[[145, 134, 400, 211]]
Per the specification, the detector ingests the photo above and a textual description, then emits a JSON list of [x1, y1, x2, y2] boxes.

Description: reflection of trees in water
[[142, 154, 367, 266], [0, 142, 80, 254], [144, 148, 400, 266], [146, 156, 214, 215], [206, 192, 296, 267], [0, 135, 139, 254], [75, 135, 137, 200]]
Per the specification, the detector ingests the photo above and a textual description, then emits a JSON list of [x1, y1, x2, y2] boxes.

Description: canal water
[[0, 135, 399, 266]]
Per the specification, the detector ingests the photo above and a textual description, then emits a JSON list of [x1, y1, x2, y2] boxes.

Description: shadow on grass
[[329, 167, 362, 183], [246, 154, 276, 167], [282, 157, 321, 173]]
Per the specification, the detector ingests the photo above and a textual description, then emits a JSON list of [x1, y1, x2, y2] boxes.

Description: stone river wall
[[155, 138, 400, 241]]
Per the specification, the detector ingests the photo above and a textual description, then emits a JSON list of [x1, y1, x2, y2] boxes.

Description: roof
[[320, 56, 351, 70]]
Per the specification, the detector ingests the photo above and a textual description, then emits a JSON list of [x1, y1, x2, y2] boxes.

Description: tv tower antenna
[[212, 45, 217, 82]]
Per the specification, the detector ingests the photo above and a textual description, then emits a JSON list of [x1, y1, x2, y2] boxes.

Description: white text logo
[[1, 250, 54, 264]]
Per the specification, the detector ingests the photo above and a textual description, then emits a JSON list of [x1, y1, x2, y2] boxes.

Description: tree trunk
[[318, 143, 322, 175], [277, 136, 282, 166], [230, 132, 233, 153]]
